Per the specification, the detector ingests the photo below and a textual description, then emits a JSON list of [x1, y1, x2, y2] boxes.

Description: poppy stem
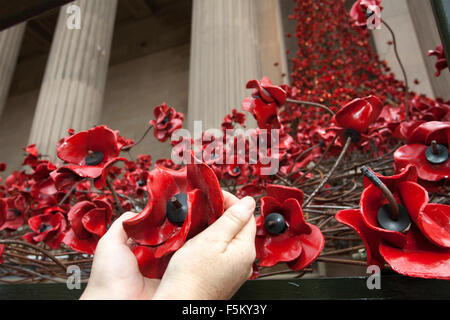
[[107, 178, 124, 214], [382, 20, 409, 120], [57, 180, 84, 207], [431, 140, 438, 154], [360, 165, 399, 220], [121, 124, 153, 152], [303, 136, 352, 208], [0, 239, 67, 272], [286, 143, 322, 178], [285, 98, 335, 116], [294, 135, 338, 185], [171, 197, 182, 209]]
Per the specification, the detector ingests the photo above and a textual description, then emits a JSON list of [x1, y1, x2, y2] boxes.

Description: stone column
[[187, 0, 263, 131], [371, 0, 436, 99], [28, 0, 118, 157], [0, 23, 26, 118]]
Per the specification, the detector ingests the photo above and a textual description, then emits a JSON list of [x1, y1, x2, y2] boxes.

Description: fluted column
[[187, 0, 263, 131], [28, 0, 117, 157], [0, 23, 26, 118]]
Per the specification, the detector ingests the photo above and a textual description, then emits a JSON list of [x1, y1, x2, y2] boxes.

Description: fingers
[[101, 211, 138, 245], [222, 190, 239, 210], [235, 214, 257, 244], [204, 196, 256, 243]]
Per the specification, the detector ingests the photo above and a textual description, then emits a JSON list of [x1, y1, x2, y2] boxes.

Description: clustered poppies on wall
[[0, 0, 448, 281]]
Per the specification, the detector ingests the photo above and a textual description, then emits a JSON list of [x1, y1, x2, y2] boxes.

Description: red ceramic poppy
[[350, 0, 382, 27], [428, 44, 448, 77], [332, 95, 383, 135], [246, 77, 287, 106], [0, 195, 28, 231], [255, 184, 324, 270], [57, 125, 120, 166], [123, 161, 224, 261], [242, 77, 285, 129], [55, 125, 127, 188], [236, 184, 265, 199], [22, 144, 40, 168], [336, 165, 450, 279], [155, 158, 182, 170], [0, 163, 6, 172], [63, 199, 113, 254], [115, 131, 135, 151], [22, 207, 67, 249], [149, 102, 184, 142], [136, 154, 152, 170], [222, 109, 246, 131], [125, 169, 149, 198], [394, 121, 450, 185], [131, 246, 173, 279]]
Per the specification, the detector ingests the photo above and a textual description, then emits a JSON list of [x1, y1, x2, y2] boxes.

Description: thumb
[[101, 211, 138, 245], [204, 196, 256, 243]]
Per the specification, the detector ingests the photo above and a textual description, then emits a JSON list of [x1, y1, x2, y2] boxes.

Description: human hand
[[80, 211, 161, 300], [152, 192, 256, 300]]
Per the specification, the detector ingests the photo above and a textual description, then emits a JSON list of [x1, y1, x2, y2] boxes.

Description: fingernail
[[241, 196, 256, 211]]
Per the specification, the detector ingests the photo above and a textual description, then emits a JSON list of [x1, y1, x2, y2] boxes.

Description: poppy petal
[[288, 224, 325, 271], [336, 209, 385, 267], [379, 225, 450, 279]]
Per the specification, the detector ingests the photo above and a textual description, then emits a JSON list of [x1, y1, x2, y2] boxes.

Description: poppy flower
[[126, 169, 149, 198], [236, 184, 265, 199], [155, 158, 182, 171], [222, 109, 246, 131], [246, 77, 287, 107], [22, 207, 67, 249], [123, 161, 224, 277], [336, 165, 450, 279], [136, 154, 152, 170], [22, 144, 40, 168], [55, 125, 126, 189], [223, 162, 250, 185], [30, 161, 58, 198], [350, 0, 382, 28], [63, 199, 113, 254], [428, 44, 448, 77], [394, 121, 450, 188], [0, 163, 6, 172], [0, 195, 28, 231], [330, 95, 383, 143], [115, 131, 135, 151], [149, 102, 184, 142], [242, 77, 286, 129], [255, 184, 324, 271], [130, 246, 173, 279]]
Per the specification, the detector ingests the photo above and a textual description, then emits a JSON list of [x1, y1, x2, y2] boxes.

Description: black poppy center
[[9, 209, 21, 217], [425, 141, 449, 165], [232, 167, 241, 174], [39, 223, 53, 233], [377, 203, 411, 233], [137, 179, 146, 187], [85, 151, 104, 166], [343, 128, 361, 143], [161, 115, 170, 125], [365, 9, 375, 19], [166, 193, 188, 225], [264, 213, 287, 235]]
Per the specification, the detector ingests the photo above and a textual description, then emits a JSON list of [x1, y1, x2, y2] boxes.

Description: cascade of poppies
[[287, 0, 449, 154]]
